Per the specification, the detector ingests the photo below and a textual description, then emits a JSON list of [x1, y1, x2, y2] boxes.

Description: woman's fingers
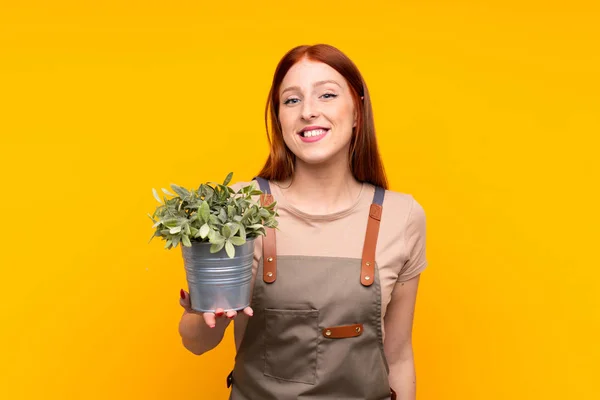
[[179, 288, 253, 323], [203, 312, 216, 328]]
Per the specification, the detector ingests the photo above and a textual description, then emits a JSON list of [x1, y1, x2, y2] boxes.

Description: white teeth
[[303, 129, 327, 137]]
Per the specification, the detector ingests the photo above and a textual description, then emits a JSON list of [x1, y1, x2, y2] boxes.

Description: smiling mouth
[[299, 128, 330, 138]]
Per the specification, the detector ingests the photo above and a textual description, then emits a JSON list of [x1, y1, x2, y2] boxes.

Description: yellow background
[[1, 1, 598, 399]]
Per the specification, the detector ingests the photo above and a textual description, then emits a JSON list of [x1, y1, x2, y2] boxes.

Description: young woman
[[178, 44, 428, 400]]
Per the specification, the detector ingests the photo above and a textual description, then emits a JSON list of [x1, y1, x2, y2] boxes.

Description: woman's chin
[[296, 150, 340, 166]]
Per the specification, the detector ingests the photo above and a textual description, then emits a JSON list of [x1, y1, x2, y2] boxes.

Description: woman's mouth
[[298, 128, 330, 143]]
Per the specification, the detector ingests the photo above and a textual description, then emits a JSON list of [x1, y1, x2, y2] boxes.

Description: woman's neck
[[274, 155, 363, 215]]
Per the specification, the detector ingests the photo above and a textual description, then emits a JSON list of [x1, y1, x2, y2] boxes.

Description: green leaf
[[228, 223, 239, 237], [200, 201, 210, 223], [225, 241, 235, 258], [170, 183, 190, 198], [172, 235, 180, 247], [230, 236, 246, 246], [240, 209, 252, 223], [162, 188, 176, 196], [182, 235, 192, 247], [169, 226, 182, 234], [222, 225, 232, 238], [210, 241, 225, 253], [217, 184, 231, 198], [199, 223, 210, 239], [200, 184, 215, 201], [162, 218, 180, 228], [238, 224, 246, 240], [211, 234, 225, 245], [152, 188, 163, 204], [223, 172, 233, 186], [164, 239, 172, 249], [218, 208, 227, 223], [207, 228, 216, 241]]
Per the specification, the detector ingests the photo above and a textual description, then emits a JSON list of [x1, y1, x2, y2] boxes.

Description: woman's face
[[278, 59, 357, 166]]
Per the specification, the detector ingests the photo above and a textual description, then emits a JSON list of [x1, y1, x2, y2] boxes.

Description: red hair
[[256, 44, 389, 190]]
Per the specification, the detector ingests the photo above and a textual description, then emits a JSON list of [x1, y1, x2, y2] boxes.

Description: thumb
[[179, 289, 192, 311]]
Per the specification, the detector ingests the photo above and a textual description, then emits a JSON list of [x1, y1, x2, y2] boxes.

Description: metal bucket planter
[[181, 238, 255, 313]]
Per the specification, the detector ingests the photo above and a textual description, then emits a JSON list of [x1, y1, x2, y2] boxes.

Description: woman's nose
[[301, 98, 319, 120]]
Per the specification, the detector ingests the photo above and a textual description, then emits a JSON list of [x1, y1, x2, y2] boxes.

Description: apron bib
[[228, 177, 395, 400]]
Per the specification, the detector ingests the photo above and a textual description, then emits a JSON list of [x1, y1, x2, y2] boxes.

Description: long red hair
[[257, 44, 388, 190]]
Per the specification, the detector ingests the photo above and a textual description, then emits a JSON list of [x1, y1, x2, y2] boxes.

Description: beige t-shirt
[[229, 179, 428, 348]]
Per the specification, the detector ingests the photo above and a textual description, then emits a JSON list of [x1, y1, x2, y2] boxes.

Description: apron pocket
[[263, 308, 319, 385]]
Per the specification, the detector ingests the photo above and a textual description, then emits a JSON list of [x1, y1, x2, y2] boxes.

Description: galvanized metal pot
[[181, 238, 255, 313]]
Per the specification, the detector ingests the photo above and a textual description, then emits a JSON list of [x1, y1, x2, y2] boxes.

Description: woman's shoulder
[[376, 186, 421, 210], [379, 187, 426, 226]]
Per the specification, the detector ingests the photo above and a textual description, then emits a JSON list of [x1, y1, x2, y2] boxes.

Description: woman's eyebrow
[[281, 80, 342, 96]]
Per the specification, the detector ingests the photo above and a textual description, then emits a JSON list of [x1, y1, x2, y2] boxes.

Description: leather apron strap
[[254, 176, 277, 283], [361, 186, 385, 286]]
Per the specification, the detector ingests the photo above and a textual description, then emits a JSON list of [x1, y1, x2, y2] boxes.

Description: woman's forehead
[[281, 60, 347, 92]]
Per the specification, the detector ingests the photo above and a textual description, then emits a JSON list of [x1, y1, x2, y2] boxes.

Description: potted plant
[[148, 172, 278, 312]]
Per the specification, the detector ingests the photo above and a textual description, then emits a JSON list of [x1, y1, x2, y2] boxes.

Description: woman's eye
[[283, 93, 337, 105]]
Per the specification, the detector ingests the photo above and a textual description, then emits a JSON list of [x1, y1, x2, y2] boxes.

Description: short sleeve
[[398, 196, 428, 282]]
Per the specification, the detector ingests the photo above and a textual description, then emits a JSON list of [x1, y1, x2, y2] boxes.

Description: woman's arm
[[383, 274, 421, 400]]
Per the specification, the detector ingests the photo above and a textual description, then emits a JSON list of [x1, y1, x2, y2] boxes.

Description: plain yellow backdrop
[[1, 1, 598, 399]]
